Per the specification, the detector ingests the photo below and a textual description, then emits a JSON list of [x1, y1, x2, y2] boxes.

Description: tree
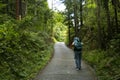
[[96, 0, 104, 49], [112, 0, 119, 33], [63, 0, 84, 42], [103, 0, 112, 40]]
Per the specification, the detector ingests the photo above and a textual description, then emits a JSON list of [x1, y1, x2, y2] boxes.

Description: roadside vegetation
[[63, 0, 120, 80], [0, 0, 120, 80]]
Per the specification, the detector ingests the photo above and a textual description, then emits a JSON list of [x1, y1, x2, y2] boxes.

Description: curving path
[[34, 42, 96, 80]]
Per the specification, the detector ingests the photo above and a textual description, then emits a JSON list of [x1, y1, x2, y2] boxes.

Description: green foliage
[[86, 0, 96, 8], [0, 20, 53, 80], [0, 0, 55, 80], [108, 34, 120, 55], [83, 50, 120, 80], [54, 22, 67, 41], [0, 3, 6, 10], [18, 16, 33, 30], [63, 0, 120, 79], [53, 12, 67, 42]]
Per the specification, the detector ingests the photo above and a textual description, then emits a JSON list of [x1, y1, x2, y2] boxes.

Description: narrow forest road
[[34, 42, 96, 80]]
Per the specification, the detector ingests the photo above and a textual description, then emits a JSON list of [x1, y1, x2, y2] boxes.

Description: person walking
[[72, 37, 82, 70]]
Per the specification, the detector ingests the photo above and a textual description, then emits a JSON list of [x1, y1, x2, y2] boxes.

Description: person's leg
[[75, 59, 78, 68], [75, 51, 81, 70], [74, 51, 78, 68], [78, 52, 82, 70]]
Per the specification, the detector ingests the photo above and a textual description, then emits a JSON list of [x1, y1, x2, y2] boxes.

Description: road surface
[[34, 42, 96, 80]]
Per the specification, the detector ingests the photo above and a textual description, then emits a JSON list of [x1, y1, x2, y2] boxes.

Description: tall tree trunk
[[21, 0, 27, 17], [66, 0, 72, 46], [68, 13, 71, 46], [6, 0, 9, 13], [80, 0, 83, 27], [67, 7, 71, 46], [96, 0, 103, 49], [104, 0, 112, 40], [74, 0, 77, 36], [19, 0, 22, 18], [16, 0, 20, 20], [112, 0, 119, 33], [114, 6, 118, 33]]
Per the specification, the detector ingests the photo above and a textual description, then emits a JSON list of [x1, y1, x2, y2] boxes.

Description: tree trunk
[[68, 9, 71, 46], [80, 0, 83, 27], [19, 0, 22, 18], [114, 6, 118, 33], [74, 2, 77, 36], [16, 0, 20, 20], [104, 0, 112, 40], [21, 0, 27, 17], [96, 0, 103, 49], [112, 0, 119, 33], [6, 0, 9, 13], [68, 16, 71, 46]]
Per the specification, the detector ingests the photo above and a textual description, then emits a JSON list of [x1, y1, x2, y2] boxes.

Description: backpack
[[74, 40, 82, 50]]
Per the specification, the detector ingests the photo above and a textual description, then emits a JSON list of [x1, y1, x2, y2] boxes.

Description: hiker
[[72, 37, 82, 70]]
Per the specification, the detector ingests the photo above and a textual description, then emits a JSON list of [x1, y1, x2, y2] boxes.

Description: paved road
[[34, 42, 96, 80]]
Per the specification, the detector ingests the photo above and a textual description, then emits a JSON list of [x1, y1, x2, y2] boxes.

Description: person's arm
[[81, 42, 83, 45], [72, 42, 74, 45]]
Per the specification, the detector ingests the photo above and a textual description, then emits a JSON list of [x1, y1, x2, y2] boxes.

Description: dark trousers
[[74, 51, 82, 69]]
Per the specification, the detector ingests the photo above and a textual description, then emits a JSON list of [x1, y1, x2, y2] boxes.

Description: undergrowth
[[0, 20, 54, 80], [83, 50, 120, 80]]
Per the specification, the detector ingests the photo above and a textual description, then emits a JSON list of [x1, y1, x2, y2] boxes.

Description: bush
[[83, 50, 120, 80], [0, 20, 53, 80]]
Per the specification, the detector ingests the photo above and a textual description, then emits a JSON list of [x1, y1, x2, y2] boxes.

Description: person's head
[[74, 37, 80, 42]]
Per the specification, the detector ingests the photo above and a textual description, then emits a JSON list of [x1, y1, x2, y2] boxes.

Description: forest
[[0, 0, 120, 80], [63, 0, 120, 80]]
